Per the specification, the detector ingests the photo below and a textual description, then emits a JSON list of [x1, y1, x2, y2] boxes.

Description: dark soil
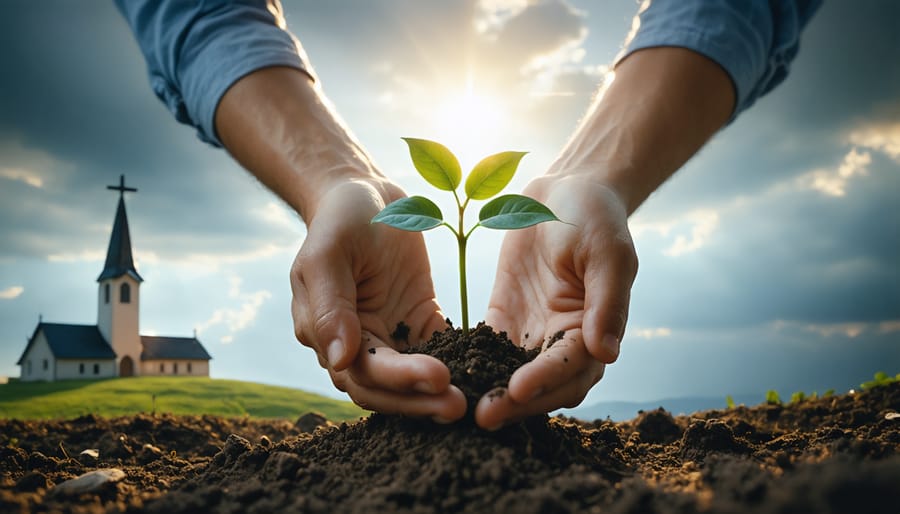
[[2, 324, 899, 513]]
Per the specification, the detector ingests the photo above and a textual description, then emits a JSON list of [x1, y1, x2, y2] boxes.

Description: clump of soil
[[2, 325, 899, 513], [407, 322, 540, 416]]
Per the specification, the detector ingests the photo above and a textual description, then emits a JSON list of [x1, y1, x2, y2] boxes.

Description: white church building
[[16, 176, 212, 381]]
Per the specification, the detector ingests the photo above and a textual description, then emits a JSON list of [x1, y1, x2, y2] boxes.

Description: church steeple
[[97, 175, 143, 283], [97, 174, 143, 377]]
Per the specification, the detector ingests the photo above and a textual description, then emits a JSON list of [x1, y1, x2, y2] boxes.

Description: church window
[[104, 283, 110, 304], [93, 363, 100, 374], [159, 363, 164, 373], [173, 363, 179, 374], [187, 362, 193, 373], [43, 359, 48, 370], [79, 363, 85, 374], [120, 283, 131, 303]]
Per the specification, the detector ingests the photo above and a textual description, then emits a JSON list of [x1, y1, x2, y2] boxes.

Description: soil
[[2, 324, 899, 513]]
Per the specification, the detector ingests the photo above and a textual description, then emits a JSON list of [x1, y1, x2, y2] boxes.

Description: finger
[[504, 330, 590, 403], [348, 338, 451, 394], [474, 364, 604, 431], [582, 239, 637, 363], [291, 248, 361, 371], [343, 379, 467, 423]]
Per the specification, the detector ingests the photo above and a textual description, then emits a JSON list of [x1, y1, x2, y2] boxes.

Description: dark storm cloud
[[630, 152, 900, 330], [0, 1, 304, 262]]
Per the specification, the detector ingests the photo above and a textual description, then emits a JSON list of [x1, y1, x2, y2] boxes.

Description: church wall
[[141, 360, 209, 377], [55, 359, 116, 380], [19, 331, 54, 382]]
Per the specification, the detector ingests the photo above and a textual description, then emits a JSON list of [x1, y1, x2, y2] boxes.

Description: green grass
[[0, 376, 366, 421]]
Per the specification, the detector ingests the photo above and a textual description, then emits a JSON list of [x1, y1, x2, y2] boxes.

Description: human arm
[[114, 0, 467, 421], [477, 0, 821, 430]]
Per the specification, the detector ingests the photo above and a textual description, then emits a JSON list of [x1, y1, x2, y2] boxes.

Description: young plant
[[372, 138, 561, 335]]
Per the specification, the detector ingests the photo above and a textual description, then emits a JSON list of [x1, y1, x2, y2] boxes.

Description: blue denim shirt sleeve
[[619, 0, 823, 119], [114, 0, 312, 147]]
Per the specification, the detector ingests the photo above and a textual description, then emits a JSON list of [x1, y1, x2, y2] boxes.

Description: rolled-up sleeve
[[115, 0, 312, 147], [618, 0, 822, 119]]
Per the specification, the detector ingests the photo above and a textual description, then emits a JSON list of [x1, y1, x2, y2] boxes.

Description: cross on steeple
[[107, 174, 137, 199]]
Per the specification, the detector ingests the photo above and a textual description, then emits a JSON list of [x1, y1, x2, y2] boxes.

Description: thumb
[[292, 249, 360, 371]]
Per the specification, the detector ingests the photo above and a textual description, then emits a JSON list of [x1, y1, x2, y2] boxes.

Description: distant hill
[[0, 377, 365, 421], [563, 393, 765, 422]]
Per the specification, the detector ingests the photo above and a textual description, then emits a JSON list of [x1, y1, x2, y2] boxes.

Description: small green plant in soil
[[765, 389, 782, 406], [860, 371, 900, 391], [372, 137, 561, 334]]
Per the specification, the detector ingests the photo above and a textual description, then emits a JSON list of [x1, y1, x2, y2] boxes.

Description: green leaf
[[465, 151, 527, 200], [402, 138, 461, 191], [478, 194, 560, 230], [371, 196, 443, 232]]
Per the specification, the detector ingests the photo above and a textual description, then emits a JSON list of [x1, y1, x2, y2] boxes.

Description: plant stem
[[457, 201, 469, 336], [458, 233, 468, 336]]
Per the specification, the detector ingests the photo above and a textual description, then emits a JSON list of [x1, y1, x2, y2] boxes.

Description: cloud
[[773, 319, 900, 339], [0, 168, 43, 188], [196, 274, 272, 344], [629, 327, 672, 339], [0, 286, 24, 300], [799, 147, 872, 197], [849, 119, 900, 163], [633, 209, 719, 257]]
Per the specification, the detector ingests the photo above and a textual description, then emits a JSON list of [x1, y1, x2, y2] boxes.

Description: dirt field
[[2, 325, 899, 513]]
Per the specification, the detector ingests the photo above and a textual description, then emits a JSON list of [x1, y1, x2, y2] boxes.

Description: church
[[16, 176, 212, 382]]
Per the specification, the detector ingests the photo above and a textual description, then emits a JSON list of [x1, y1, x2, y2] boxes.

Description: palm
[[478, 177, 637, 429], [291, 180, 465, 421]]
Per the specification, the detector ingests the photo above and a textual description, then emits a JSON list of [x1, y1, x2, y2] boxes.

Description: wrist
[[544, 47, 734, 215]]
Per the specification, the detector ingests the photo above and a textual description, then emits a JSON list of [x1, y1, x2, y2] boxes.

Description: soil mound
[[2, 325, 899, 513]]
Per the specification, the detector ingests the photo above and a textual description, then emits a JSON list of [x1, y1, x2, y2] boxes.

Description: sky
[[1, 0, 898, 407]]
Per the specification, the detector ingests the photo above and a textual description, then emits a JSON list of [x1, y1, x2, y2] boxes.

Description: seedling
[[372, 138, 561, 335], [765, 390, 782, 406]]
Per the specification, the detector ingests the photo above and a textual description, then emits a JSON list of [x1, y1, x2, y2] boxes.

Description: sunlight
[[431, 78, 507, 167]]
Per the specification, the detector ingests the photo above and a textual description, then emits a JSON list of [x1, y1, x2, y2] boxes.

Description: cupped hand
[[477, 175, 638, 430], [290, 179, 467, 422]]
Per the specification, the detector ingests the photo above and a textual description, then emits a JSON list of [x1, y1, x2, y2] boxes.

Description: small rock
[[78, 448, 99, 466], [885, 412, 900, 420], [26, 451, 55, 471], [50, 468, 125, 496], [15, 471, 48, 492], [259, 435, 272, 448], [139, 444, 164, 464], [223, 434, 251, 458], [295, 412, 328, 433]]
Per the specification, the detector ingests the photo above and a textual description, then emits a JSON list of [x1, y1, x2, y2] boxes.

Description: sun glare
[[432, 81, 507, 167]]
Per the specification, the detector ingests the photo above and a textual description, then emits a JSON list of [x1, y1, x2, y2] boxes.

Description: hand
[[477, 175, 638, 430], [290, 179, 467, 422]]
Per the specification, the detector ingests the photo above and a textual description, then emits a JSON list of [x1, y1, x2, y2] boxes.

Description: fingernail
[[431, 415, 454, 425], [413, 381, 437, 394], [326, 339, 344, 367], [601, 334, 620, 360]]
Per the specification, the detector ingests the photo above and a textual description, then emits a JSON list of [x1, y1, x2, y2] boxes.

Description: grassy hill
[[0, 377, 366, 421]]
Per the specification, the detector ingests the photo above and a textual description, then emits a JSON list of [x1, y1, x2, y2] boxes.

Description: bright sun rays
[[430, 77, 508, 168]]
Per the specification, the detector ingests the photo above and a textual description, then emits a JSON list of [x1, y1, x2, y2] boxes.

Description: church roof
[[16, 323, 116, 364], [97, 195, 143, 283], [141, 336, 212, 361]]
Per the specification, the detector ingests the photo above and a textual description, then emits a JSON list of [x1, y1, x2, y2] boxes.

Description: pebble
[[79, 449, 100, 459], [295, 412, 328, 433], [886, 412, 900, 420], [50, 468, 125, 496]]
